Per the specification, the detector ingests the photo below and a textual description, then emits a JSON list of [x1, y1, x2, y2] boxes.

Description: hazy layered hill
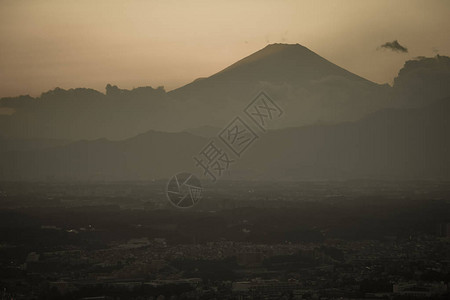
[[0, 131, 205, 181], [393, 55, 450, 107], [0, 44, 391, 140], [0, 86, 169, 140], [0, 136, 69, 153], [1, 97, 448, 181], [0, 44, 449, 141], [185, 125, 222, 138], [238, 96, 450, 180]]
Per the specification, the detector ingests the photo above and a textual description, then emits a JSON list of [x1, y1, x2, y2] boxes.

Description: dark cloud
[[380, 40, 408, 53]]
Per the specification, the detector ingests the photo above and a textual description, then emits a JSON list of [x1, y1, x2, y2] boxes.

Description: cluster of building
[[1, 233, 448, 299]]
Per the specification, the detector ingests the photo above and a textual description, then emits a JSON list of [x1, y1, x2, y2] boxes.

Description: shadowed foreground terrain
[[0, 181, 449, 299]]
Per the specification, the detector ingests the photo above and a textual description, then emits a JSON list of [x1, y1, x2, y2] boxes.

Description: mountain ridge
[[169, 43, 382, 98], [1, 96, 448, 181], [1, 46, 449, 140]]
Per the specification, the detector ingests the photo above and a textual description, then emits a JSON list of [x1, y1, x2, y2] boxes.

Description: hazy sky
[[1, 0, 449, 98]]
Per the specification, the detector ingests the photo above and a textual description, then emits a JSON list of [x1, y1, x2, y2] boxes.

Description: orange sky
[[1, 0, 449, 98]]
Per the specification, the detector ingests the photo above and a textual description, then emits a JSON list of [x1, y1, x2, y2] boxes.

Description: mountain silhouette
[[0, 131, 205, 181], [393, 55, 450, 107], [171, 43, 377, 96], [1, 96, 449, 181], [237, 96, 450, 180], [1, 45, 449, 141], [168, 43, 391, 130], [0, 44, 392, 140], [0, 86, 169, 140]]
